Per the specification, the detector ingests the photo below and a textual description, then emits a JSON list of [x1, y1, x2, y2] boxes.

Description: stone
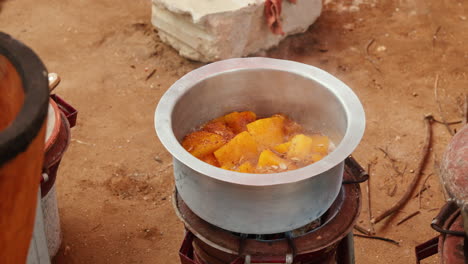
[[151, 0, 322, 62]]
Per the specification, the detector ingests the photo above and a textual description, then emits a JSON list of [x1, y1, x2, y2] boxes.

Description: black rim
[[0, 32, 49, 167]]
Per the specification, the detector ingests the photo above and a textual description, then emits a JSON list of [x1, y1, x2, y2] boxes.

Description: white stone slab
[[151, 0, 322, 62]]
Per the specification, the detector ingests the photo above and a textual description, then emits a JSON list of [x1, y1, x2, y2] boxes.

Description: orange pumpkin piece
[[214, 131, 258, 168], [223, 111, 257, 134], [287, 134, 314, 162], [182, 131, 226, 158], [257, 149, 288, 169], [310, 135, 330, 155], [247, 116, 284, 150], [221, 164, 235, 171], [201, 153, 220, 167], [310, 153, 323, 163], [236, 162, 255, 173], [202, 121, 235, 141], [273, 141, 292, 154]]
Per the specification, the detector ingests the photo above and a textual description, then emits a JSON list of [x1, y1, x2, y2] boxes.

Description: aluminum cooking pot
[[155, 58, 365, 234]]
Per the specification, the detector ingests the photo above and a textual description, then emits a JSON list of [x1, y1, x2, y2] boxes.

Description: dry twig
[[354, 224, 372, 235], [396, 211, 420, 226], [418, 173, 433, 209], [377, 147, 405, 176], [413, 186, 428, 198], [366, 38, 375, 55], [372, 115, 433, 224], [354, 234, 400, 246], [464, 94, 468, 126], [432, 119, 462, 126], [434, 74, 454, 136], [145, 69, 156, 81], [432, 26, 441, 47], [366, 164, 375, 234]]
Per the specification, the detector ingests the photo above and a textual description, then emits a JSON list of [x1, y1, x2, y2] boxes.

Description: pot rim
[[155, 57, 365, 186]]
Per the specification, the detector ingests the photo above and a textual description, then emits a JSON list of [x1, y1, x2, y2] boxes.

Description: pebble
[[376, 45, 387, 52]]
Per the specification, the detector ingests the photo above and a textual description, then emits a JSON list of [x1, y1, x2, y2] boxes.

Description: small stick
[[377, 147, 405, 175], [432, 119, 462, 125], [145, 69, 156, 81], [396, 211, 420, 226], [91, 224, 102, 232], [418, 173, 433, 209], [372, 115, 433, 224], [413, 186, 428, 198], [463, 94, 467, 126], [433, 26, 441, 47], [354, 224, 371, 235], [353, 234, 400, 246], [366, 164, 375, 234], [366, 38, 375, 55], [434, 74, 454, 136]]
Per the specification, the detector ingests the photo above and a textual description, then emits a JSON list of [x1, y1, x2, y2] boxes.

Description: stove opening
[[230, 187, 346, 241]]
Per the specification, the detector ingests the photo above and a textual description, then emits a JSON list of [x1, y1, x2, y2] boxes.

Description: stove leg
[[336, 233, 355, 264]]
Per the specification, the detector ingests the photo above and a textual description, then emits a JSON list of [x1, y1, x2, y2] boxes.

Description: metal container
[[155, 58, 365, 234]]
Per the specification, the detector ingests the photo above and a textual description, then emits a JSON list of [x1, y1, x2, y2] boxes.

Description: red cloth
[[264, 0, 297, 35]]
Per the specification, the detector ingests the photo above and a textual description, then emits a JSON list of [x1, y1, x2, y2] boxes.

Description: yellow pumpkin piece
[[247, 116, 284, 150], [224, 111, 257, 134], [200, 153, 220, 167], [310, 153, 323, 163], [287, 134, 314, 162], [182, 131, 226, 158], [221, 164, 235, 171], [273, 141, 292, 154], [202, 121, 235, 141], [310, 135, 330, 155], [237, 162, 255, 173], [214, 131, 258, 168], [257, 149, 288, 169]]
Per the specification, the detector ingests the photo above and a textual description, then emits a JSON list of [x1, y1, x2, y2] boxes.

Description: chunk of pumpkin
[[223, 111, 257, 134], [310, 153, 323, 163], [182, 131, 226, 158], [202, 121, 235, 141], [257, 149, 288, 169], [287, 134, 314, 162], [200, 153, 220, 167], [236, 162, 255, 173], [273, 141, 292, 154], [221, 164, 235, 171], [310, 135, 330, 155], [247, 116, 284, 149], [214, 131, 258, 168]]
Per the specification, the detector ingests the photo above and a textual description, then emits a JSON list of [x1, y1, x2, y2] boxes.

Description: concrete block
[[151, 0, 322, 62]]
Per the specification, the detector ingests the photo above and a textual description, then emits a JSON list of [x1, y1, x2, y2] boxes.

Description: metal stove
[[415, 125, 467, 264], [174, 157, 367, 264]]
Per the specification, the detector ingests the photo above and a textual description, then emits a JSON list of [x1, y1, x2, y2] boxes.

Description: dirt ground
[[1, 0, 467, 263]]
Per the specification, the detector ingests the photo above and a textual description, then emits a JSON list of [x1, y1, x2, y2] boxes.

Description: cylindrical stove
[[415, 125, 467, 264], [41, 93, 77, 258], [175, 157, 365, 264]]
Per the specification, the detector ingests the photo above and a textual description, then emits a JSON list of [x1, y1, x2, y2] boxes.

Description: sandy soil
[[1, 0, 467, 263]]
